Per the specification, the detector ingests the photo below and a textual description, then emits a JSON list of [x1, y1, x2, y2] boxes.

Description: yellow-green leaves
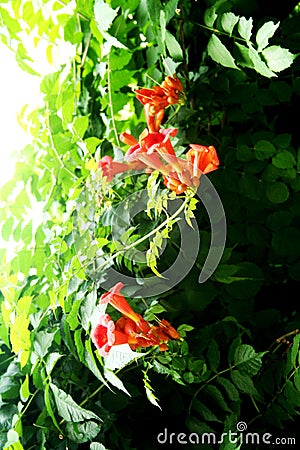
[[10, 314, 31, 369]]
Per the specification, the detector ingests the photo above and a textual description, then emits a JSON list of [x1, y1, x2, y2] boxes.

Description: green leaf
[[85, 340, 109, 387], [234, 344, 266, 376], [80, 288, 97, 331], [50, 383, 101, 422], [143, 371, 161, 410], [66, 420, 101, 443], [248, 46, 277, 78], [45, 352, 63, 376], [90, 443, 108, 450], [33, 330, 56, 359], [104, 344, 144, 371], [262, 46, 295, 72], [204, 385, 232, 413], [146, 0, 162, 26], [72, 116, 89, 140], [207, 34, 238, 69], [266, 182, 289, 203], [10, 315, 31, 368], [192, 399, 222, 422], [204, 5, 217, 27], [20, 375, 31, 402], [237, 16, 253, 42], [165, 30, 183, 61], [256, 21, 280, 52], [272, 150, 296, 169], [221, 12, 239, 36], [104, 368, 131, 396], [285, 334, 300, 375], [44, 384, 63, 433], [207, 339, 220, 372], [216, 377, 240, 402], [93, 0, 119, 33], [164, 0, 179, 24], [254, 140, 276, 160], [231, 370, 258, 395]]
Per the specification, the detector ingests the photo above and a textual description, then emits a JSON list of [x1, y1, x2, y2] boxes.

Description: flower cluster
[[98, 74, 220, 195], [91, 282, 180, 357]]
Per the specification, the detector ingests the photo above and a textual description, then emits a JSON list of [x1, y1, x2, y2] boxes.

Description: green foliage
[[1, 0, 300, 449]]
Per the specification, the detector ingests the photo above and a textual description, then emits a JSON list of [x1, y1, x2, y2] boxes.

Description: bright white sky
[[0, 42, 42, 187], [0, 35, 75, 188]]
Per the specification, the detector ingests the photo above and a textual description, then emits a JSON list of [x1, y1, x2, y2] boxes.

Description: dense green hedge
[[1, 1, 300, 449]]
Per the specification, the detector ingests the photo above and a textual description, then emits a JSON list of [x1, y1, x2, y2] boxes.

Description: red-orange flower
[[91, 314, 128, 357], [100, 282, 150, 333], [158, 319, 181, 340], [187, 144, 220, 176], [136, 74, 184, 115], [135, 74, 184, 132], [98, 155, 130, 182], [162, 170, 189, 195]]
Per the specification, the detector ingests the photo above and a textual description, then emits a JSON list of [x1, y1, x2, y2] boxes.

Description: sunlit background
[[0, 42, 41, 187], [0, 36, 75, 187]]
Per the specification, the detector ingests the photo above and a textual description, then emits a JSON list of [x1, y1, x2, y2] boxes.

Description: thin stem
[[55, 195, 189, 297], [46, 105, 79, 180], [188, 366, 233, 414], [80, 31, 92, 69], [195, 22, 249, 44], [107, 54, 120, 146]]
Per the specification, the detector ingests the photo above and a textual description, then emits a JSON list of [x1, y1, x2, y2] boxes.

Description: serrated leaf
[[10, 315, 31, 368], [204, 385, 232, 412], [90, 443, 108, 450], [104, 344, 144, 371], [33, 330, 55, 359], [80, 288, 97, 331], [85, 340, 110, 387], [266, 182, 289, 203], [207, 34, 238, 69], [221, 12, 239, 36], [254, 140, 276, 160], [204, 7, 217, 28], [192, 399, 222, 422], [104, 368, 131, 396], [143, 372, 161, 410], [238, 16, 253, 42], [50, 383, 101, 422], [93, 0, 119, 33], [256, 21, 280, 52], [234, 344, 267, 376], [231, 370, 258, 395], [45, 352, 63, 376], [216, 377, 240, 402], [207, 339, 220, 372], [66, 420, 101, 443], [262, 45, 295, 73], [272, 150, 296, 169], [248, 46, 277, 78]]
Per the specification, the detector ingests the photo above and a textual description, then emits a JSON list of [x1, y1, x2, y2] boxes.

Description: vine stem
[[194, 21, 249, 44], [188, 366, 233, 414], [55, 194, 190, 297], [107, 54, 120, 146], [46, 105, 79, 180]]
